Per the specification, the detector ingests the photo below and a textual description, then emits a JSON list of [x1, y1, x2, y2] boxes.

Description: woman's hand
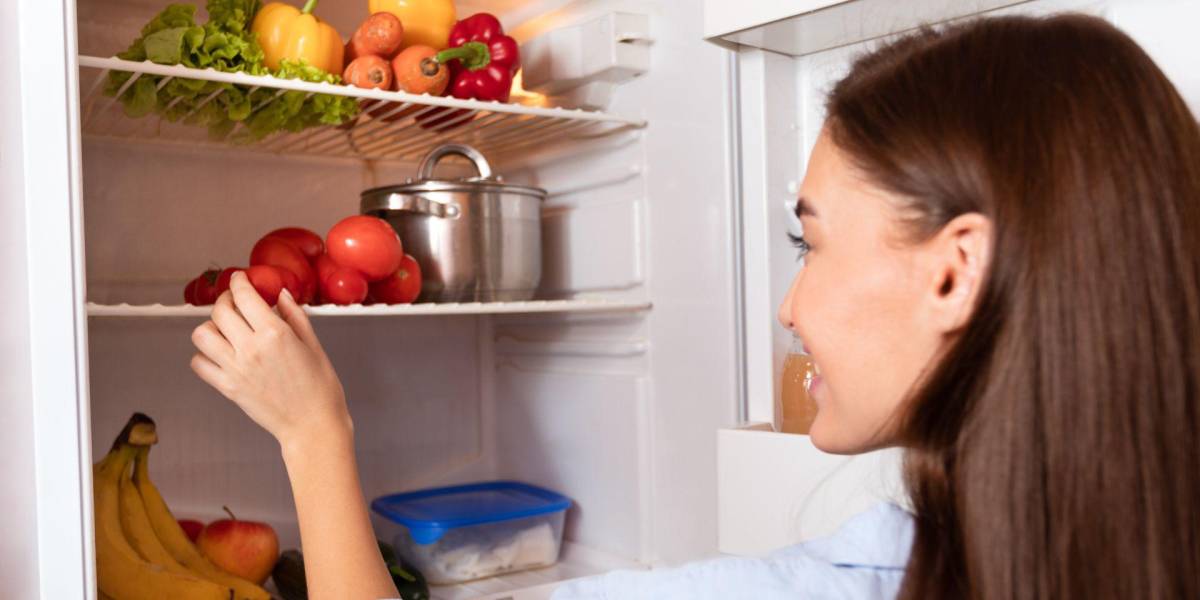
[[189, 271, 351, 448], [189, 271, 399, 599]]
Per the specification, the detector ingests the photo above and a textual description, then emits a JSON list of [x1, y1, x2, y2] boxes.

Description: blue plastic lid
[[371, 481, 572, 545]]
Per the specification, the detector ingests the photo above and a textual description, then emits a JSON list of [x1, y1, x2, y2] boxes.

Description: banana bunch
[[93, 413, 270, 600]]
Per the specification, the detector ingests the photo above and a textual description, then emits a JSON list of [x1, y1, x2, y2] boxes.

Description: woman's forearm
[[282, 422, 399, 600]]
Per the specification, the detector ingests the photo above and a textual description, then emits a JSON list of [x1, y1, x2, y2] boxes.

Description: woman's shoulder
[[552, 502, 913, 600]]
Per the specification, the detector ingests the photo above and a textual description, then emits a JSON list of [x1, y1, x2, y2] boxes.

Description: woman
[[190, 13, 1200, 600]]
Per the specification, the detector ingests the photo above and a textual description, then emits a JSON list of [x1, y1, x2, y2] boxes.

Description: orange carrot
[[343, 55, 394, 90], [345, 12, 404, 63], [391, 45, 449, 96]]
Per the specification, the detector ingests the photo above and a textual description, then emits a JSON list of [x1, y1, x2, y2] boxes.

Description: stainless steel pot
[[361, 144, 547, 303]]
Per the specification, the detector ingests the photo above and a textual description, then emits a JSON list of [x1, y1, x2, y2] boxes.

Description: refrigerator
[[3, 0, 1197, 598]]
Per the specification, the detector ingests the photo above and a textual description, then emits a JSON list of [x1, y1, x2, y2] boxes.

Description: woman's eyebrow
[[795, 197, 818, 218]]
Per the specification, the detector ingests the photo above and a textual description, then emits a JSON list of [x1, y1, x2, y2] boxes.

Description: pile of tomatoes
[[183, 216, 421, 307]]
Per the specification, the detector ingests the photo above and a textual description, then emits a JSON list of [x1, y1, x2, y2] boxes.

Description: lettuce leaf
[[105, 0, 355, 141], [238, 59, 359, 142]]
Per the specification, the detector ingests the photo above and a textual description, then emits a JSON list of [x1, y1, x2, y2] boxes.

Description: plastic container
[[370, 481, 572, 584]]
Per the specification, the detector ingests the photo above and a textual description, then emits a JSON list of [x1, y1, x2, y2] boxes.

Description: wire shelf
[[77, 55, 645, 161], [86, 299, 652, 318]]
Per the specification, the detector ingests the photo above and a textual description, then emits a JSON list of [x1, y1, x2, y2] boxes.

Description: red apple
[[197, 506, 279, 584], [178, 518, 204, 543]]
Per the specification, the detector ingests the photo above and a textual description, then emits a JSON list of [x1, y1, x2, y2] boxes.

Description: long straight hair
[[825, 14, 1200, 599]]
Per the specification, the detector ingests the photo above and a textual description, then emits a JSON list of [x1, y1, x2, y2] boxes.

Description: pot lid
[[362, 143, 547, 202]]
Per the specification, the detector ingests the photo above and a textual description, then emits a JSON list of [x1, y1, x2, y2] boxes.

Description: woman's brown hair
[[825, 13, 1200, 599]]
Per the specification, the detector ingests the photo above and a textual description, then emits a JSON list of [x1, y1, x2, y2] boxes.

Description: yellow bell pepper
[[369, 0, 457, 50], [252, 0, 345, 74]]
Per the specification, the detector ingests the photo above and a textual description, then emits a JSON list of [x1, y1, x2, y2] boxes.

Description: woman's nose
[[778, 275, 799, 329]]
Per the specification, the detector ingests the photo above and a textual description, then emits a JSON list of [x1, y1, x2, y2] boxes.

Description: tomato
[[312, 253, 342, 304], [326, 216, 404, 281], [276, 268, 304, 302], [244, 265, 287, 306], [265, 227, 325, 262], [214, 267, 244, 296], [184, 278, 199, 305], [320, 267, 369, 305], [251, 237, 316, 303], [369, 254, 422, 304], [191, 270, 220, 305]]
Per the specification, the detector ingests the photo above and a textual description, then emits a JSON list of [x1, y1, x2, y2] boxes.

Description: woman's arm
[[189, 271, 399, 600]]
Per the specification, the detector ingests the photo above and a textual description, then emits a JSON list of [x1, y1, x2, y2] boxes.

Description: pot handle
[[417, 143, 494, 180], [372, 193, 462, 219]]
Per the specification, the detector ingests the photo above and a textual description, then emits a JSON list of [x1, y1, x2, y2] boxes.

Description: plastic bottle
[[779, 335, 819, 434]]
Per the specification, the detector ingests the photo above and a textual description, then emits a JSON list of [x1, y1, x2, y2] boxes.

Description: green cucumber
[[379, 541, 431, 600]]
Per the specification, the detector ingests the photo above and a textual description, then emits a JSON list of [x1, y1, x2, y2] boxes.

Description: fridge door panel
[[15, 0, 94, 596], [717, 426, 904, 556], [705, 0, 1036, 56], [703, 0, 850, 44]]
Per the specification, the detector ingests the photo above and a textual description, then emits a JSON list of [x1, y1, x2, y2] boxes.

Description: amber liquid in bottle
[[779, 338, 819, 434]]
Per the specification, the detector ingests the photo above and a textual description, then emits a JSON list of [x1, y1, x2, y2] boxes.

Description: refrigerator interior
[[76, 0, 741, 597]]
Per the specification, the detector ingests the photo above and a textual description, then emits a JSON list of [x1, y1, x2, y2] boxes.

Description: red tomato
[[369, 254, 423, 304], [245, 265, 287, 306], [190, 270, 220, 305], [314, 254, 339, 285], [265, 227, 325, 262], [276, 268, 303, 302], [312, 253, 342, 305], [183, 278, 198, 305], [214, 267, 244, 296], [250, 237, 316, 303], [321, 267, 369, 305], [326, 216, 403, 281]]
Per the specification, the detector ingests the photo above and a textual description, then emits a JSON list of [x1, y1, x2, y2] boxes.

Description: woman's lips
[[807, 372, 824, 405]]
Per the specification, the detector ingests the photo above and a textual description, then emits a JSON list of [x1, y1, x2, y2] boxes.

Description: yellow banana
[[132, 445, 271, 600], [93, 445, 232, 600], [118, 467, 232, 593]]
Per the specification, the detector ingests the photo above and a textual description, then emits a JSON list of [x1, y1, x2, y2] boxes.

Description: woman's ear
[[924, 213, 991, 334]]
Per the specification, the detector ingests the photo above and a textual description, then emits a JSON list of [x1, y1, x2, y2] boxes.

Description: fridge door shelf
[[86, 299, 652, 318], [78, 55, 646, 162]]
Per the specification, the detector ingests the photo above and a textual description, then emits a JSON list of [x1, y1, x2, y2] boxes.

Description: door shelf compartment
[[86, 299, 652, 318], [78, 56, 646, 162]]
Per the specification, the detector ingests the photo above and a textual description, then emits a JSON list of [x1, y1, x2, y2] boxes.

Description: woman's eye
[[788, 232, 811, 261]]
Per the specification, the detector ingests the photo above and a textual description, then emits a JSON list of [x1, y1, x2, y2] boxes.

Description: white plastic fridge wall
[[80, 0, 741, 591]]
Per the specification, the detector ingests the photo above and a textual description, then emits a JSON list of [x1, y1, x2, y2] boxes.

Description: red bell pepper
[[435, 13, 520, 103]]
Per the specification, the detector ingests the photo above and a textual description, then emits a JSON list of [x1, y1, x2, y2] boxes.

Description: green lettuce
[[238, 59, 359, 142], [105, 0, 357, 141]]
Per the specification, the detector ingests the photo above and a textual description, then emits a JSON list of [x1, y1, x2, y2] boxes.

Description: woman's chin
[[808, 413, 868, 455]]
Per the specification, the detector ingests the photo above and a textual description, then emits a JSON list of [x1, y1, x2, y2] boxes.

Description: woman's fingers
[[211, 291, 252, 347], [277, 288, 322, 352], [191, 320, 235, 367], [229, 271, 279, 332], [189, 353, 231, 396]]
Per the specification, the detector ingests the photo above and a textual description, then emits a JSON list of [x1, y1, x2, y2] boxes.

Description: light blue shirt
[[552, 502, 913, 600]]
